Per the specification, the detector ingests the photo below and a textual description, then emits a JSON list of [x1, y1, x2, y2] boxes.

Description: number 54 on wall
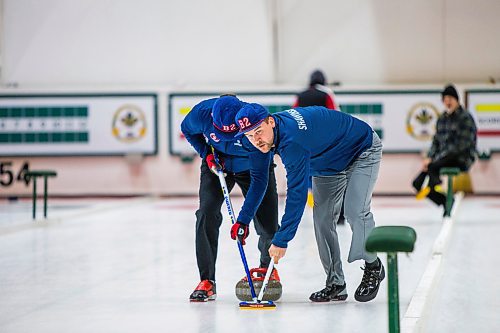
[[0, 162, 31, 187]]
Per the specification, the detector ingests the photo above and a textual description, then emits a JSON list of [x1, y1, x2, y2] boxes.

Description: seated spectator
[[412, 84, 477, 214]]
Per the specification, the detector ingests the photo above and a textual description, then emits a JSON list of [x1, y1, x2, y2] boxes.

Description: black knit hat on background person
[[441, 84, 459, 101], [309, 70, 326, 86]]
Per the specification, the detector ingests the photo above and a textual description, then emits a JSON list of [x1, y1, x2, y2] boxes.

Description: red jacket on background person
[[293, 70, 339, 110]]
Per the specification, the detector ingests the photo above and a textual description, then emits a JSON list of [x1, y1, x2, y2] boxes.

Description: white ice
[[0, 196, 498, 333]]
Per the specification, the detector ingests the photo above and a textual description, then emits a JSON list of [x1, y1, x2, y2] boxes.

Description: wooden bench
[[366, 226, 417, 333], [25, 170, 57, 220]]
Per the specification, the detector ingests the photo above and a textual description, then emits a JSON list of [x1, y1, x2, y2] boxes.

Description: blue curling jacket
[[242, 106, 373, 248], [180, 98, 272, 224]]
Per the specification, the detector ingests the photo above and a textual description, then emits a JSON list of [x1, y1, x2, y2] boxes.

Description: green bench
[[366, 226, 417, 333], [440, 167, 460, 217], [25, 170, 57, 220]]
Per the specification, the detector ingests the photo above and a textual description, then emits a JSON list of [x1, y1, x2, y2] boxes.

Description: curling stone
[[235, 267, 282, 301]]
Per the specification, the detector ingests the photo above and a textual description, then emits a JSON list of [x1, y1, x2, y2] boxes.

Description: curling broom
[[211, 149, 275, 309]]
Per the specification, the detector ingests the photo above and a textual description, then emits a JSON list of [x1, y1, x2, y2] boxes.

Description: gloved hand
[[206, 154, 224, 174], [230, 222, 250, 245]]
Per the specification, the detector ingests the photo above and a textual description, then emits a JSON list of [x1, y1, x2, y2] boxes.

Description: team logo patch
[[209, 133, 220, 142], [406, 102, 440, 141], [112, 104, 147, 142]]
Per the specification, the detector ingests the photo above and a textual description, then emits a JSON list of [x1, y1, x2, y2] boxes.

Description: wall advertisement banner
[[466, 89, 500, 152], [0, 94, 158, 156], [169, 90, 443, 156]]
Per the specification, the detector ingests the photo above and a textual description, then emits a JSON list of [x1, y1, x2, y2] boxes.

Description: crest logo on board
[[112, 104, 147, 142], [406, 102, 440, 141]]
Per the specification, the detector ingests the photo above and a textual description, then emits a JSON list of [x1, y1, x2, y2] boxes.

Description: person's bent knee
[[254, 217, 279, 235], [412, 178, 421, 190], [197, 200, 223, 215], [195, 210, 222, 225], [258, 232, 274, 241], [344, 208, 371, 223], [427, 163, 440, 173]]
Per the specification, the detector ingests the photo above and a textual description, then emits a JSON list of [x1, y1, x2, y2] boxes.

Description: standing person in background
[[180, 95, 279, 302], [294, 70, 344, 224], [293, 69, 339, 110], [233, 104, 385, 303], [412, 84, 477, 215]]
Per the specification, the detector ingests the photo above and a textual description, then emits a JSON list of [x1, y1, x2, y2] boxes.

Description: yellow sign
[[476, 104, 500, 112]]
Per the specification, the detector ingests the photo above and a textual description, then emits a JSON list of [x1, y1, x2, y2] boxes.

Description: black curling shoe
[[309, 283, 348, 302], [355, 258, 385, 302]]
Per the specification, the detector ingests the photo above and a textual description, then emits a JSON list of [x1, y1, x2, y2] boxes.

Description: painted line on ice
[[0, 197, 154, 236], [401, 192, 463, 332]]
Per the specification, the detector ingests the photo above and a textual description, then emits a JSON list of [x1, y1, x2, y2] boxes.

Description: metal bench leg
[[387, 252, 400, 333], [43, 176, 49, 218], [32, 176, 37, 220]]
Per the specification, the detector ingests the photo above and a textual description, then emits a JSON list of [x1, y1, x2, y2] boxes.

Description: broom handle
[[257, 259, 275, 302], [214, 163, 258, 302]]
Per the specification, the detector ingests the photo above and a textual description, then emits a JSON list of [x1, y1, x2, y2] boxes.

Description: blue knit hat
[[235, 103, 270, 137], [212, 96, 246, 140]]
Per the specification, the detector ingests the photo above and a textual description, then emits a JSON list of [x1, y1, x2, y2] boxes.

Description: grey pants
[[312, 132, 382, 286]]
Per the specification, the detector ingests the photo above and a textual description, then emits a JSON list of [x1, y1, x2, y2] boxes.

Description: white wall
[[278, 0, 500, 85], [2, 0, 275, 86], [2, 0, 500, 87]]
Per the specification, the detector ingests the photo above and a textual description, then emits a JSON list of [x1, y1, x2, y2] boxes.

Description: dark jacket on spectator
[[428, 106, 477, 170]]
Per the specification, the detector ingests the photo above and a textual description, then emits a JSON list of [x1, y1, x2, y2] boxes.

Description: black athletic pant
[[195, 160, 279, 282], [412, 155, 467, 207]]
